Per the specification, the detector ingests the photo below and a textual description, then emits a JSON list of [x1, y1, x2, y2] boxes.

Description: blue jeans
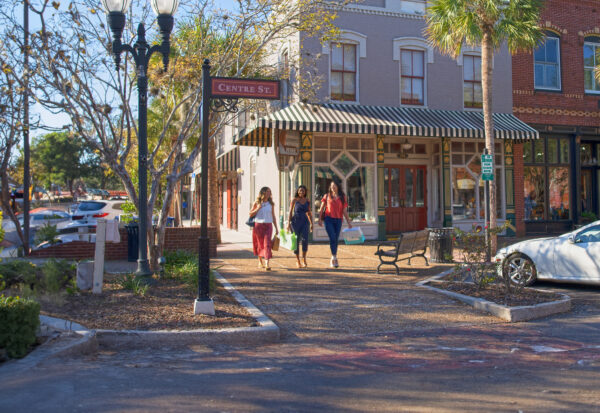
[[324, 216, 342, 256]]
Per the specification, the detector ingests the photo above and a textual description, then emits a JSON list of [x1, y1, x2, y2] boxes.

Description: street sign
[[481, 154, 494, 181], [211, 77, 280, 100]]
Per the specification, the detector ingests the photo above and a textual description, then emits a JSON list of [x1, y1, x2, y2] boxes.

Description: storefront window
[[524, 167, 545, 220], [313, 136, 376, 222], [347, 167, 375, 222], [451, 140, 504, 221], [523, 136, 570, 221]]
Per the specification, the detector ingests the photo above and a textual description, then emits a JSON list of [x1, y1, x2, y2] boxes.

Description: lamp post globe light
[[102, 0, 178, 281]]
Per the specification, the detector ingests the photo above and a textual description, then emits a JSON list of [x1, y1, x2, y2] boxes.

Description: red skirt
[[253, 223, 273, 259]]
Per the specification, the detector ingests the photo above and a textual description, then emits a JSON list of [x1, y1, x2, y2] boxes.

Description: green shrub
[[34, 222, 60, 246], [117, 274, 149, 296], [163, 250, 216, 292], [0, 261, 38, 289], [40, 259, 75, 294], [0, 295, 40, 358]]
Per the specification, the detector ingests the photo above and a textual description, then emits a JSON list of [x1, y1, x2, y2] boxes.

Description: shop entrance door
[[384, 165, 427, 233]]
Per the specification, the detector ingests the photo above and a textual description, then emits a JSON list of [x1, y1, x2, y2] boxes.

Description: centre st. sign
[[211, 77, 280, 100]]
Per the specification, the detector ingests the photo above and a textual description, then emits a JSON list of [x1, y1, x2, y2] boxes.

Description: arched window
[[534, 32, 561, 91], [584, 36, 600, 93]]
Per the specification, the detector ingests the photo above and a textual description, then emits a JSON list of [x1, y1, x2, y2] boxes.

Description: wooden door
[[384, 165, 427, 233]]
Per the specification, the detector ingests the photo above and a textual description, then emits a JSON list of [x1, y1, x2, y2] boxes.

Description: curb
[[417, 270, 572, 322], [39, 272, 279, 351], [0, 318, 97, 377]]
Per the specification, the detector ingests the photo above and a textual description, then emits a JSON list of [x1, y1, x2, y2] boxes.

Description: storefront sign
[[211, 77, 280, 99], [481, 154, 494, 181]]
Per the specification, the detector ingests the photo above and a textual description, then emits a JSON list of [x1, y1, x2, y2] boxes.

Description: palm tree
[[426, 0, 544, 252]]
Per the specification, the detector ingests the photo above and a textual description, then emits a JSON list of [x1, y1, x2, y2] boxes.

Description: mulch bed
[[432, 281, 565, 307], [39, 273, 257, 331]]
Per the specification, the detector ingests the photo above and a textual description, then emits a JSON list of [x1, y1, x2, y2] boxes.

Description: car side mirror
[[568, 235, 576, 244]]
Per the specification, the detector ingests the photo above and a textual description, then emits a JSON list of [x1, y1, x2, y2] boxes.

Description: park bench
[[374, 229, 430, 274]]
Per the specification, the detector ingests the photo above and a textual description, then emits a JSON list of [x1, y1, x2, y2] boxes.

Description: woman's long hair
[[294, 185, 308, 199], [328, 180, 345, 203], [256, 186, 274, 205]]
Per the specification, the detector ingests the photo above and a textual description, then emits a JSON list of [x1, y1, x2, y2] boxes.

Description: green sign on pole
[[481, 154, 494, 181]]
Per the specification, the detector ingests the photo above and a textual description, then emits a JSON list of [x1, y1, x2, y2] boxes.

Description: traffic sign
[[481, 154, 494, 181]]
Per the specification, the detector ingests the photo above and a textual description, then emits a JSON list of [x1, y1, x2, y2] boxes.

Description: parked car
[[2, 208, 71, 230], [495, 221, 600, 286], [66, 200, 124, 229]]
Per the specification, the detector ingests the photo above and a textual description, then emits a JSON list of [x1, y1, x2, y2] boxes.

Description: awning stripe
[[235, 103, 538, 146]]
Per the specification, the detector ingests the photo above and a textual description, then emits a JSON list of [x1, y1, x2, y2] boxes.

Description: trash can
[[166, 216, 175, 227], [125, 223, 139, 262], [427, 227, 454, 263]]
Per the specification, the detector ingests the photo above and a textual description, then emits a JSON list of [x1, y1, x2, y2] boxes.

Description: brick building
[[513, 0, 600, 235]]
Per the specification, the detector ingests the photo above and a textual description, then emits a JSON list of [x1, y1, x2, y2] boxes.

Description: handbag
[[319, 194, 328, 222], [245, 215, 255, 228], [271, 235, 280, 251]]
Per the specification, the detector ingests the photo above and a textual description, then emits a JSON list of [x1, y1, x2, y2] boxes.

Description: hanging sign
[[211, 77, 280, 100], [481, 154, 494, 181]]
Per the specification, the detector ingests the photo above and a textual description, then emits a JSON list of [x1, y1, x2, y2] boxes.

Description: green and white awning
[[236, 103, 538, 144]]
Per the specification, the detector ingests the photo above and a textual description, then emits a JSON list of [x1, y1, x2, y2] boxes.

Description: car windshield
[[78, 201, 106, 211]]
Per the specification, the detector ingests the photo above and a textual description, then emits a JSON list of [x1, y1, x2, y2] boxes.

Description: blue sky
[[33, 0, 239, 135]]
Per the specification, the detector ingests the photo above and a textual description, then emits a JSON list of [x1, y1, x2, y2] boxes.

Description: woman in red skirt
[[249, 186, 278, 270]]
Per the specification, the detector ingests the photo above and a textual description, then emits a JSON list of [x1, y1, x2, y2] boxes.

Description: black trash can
[[427, 227, 454, 263], [125, 223, 139, 262]]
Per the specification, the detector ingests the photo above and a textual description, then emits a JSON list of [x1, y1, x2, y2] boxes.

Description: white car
[[495, 221, 600, 286], [66, 200, 124, 228], [2, 209, 71, 230]]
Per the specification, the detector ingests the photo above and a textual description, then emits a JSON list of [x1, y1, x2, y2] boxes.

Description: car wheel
[[503, 253, 537, 286]]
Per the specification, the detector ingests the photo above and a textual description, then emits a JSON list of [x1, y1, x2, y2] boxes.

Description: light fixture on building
[[236, 167, 244, 175], [397, 139, 413, 158]]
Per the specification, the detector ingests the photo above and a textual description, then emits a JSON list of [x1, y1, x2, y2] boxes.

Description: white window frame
[[534, 34, 562, 91], [322, 30, 367, 103], [393, 37, 433, 107]]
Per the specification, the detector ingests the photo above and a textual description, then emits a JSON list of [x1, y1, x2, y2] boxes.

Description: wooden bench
[[374, 229, 430, 274]]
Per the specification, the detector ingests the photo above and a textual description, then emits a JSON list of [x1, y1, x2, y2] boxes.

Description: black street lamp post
[[101, 0, 178, 280]]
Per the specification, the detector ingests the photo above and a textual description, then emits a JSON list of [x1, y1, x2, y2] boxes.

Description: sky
[[31, 0, 240, 135]]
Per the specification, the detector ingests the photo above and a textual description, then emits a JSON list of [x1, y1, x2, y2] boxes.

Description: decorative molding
[[337, 4, 425, 20], [579, 28, 600, 38], [513, 89, 535, 96], [322, 29, 368, 58], [513, 106, 600, 118], [543, 22, 567, 35], [392, 37, 435, 63]]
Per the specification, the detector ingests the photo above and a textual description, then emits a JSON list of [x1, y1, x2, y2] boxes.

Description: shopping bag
[[279, 229, 298, 251], [271, 235, 280, 251], [245, 215, 255, 227], [342, 227, 365, 245]]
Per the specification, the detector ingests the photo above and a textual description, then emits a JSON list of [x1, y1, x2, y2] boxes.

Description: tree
[[0, 0, 345, 269], [30, 131, 86, 194], [426, 0, 543, 253], [0, 23, 28, 244]]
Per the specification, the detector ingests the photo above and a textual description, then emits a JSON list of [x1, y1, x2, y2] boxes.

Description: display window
[[313, 136, 376, 222]]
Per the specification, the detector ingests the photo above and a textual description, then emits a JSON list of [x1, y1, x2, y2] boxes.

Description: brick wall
[[513, 143, 526, 237], [512, 0, 600, 127], [30, 226, 218, 260]]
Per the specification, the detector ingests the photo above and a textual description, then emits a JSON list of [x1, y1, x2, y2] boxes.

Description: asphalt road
[[1, 242, 599, 412]]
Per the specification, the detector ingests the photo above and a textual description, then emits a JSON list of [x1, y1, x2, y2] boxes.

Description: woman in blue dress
[[286, 185, 313, 268]]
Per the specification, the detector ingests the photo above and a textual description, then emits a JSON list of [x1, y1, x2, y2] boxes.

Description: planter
[[417, 271, 572, 322]]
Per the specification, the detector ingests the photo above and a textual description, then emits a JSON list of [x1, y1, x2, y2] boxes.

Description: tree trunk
[[207, 139, 221, 244], [481, 31, 497, 254]]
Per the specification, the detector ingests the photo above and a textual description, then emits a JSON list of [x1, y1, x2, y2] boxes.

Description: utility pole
[[23, 0, 30, 254]]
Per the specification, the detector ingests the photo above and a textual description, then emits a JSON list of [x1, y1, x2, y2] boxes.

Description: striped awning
[[233, 126, 272, 147], [217, 147, 240, 172], [238, 103, 539, 142]]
